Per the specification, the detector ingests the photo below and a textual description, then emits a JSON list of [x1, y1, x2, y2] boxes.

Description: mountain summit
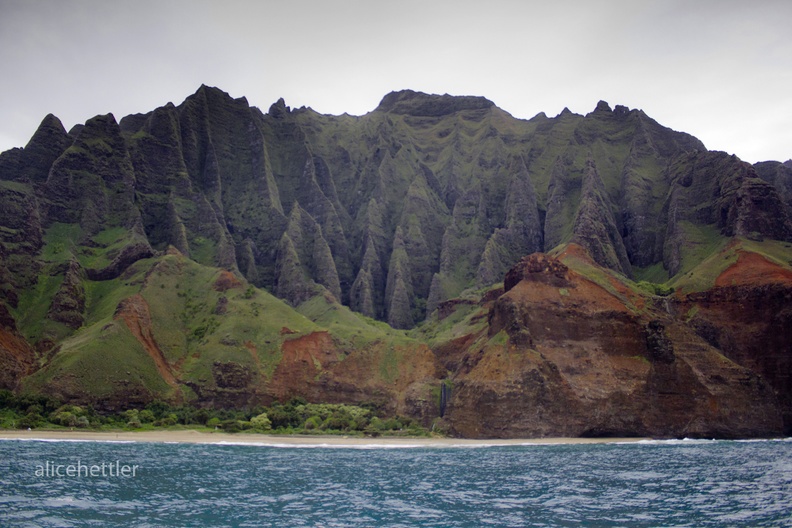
[[375, 89, 495, 116]]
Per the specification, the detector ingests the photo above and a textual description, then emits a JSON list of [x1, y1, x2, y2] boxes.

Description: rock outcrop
[[47, 259, 86, 329], [375, 90, 495, 116], [678, 250, 792, 433], [436, 251, 786, 438], [0, 303, 36, 390]]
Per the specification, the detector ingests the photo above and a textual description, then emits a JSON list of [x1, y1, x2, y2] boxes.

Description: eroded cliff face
[[678, 250, 792, 434], [0, 303, 36, 391], [435, 249, 786, 438], [2, 87, 792, 437], [6, 87, 774, 332]]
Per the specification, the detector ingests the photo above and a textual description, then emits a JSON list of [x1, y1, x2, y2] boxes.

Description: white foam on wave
[[613, 438, 715, 446], [735, 437, 792, 443], [6, 436, 787, 449], [616, 437, 792, 446], [134, 435, 792, 449], [0, 437, 135, 445], [207, 440, 630, 450], [210, 441, 431, 449]]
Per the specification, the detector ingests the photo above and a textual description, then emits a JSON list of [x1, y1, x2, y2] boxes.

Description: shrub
[[50, 411, 77, 427], [145, 401, 170, 419], [155, 414, 178, 427], [250, 413, 272, 431], [18, 413, 45, 429], [363, 427, 381, 437], [218, 419, 242, 432], [26, 404, 44, 416], [0, 389, 13, 408], [304, 416, 322, 430], [369, 416, 382, 429], [322, 413, 351, 431], [50, 404, 87, 419], [126, 418, 142, 429], [268, 407, 300, 429], [192, 408, 210, 425], [380, 417, 401, 431]]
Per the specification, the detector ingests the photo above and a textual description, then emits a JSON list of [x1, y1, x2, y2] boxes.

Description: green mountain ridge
[[3, 87, 790, 326], [1, 86, 791, 437]]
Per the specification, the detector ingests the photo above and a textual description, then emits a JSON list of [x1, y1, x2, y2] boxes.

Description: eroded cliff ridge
[[428, 248, 788, 438], [1, 86, 791, 437]]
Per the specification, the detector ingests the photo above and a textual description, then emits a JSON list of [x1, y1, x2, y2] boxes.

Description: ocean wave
[[615, 438, 720, 445], [211, 441, 437, 449], [208, 440, 629, 450], [0, 438, 135, 445], [735, 437, 792, 443], [3, 434, 790, 526], [616, 437, 792, 446]]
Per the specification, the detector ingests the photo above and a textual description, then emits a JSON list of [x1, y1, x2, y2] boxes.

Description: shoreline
[[0, 429, 652, 447]]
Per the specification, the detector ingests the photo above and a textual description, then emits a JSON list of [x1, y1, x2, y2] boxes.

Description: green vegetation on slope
[[297, 294, 413, 349], [0, 391, 428, 436], [671, 237, 792, 293]]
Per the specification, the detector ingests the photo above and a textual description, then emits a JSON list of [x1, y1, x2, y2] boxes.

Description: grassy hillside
[[17, 239, 439, 413]]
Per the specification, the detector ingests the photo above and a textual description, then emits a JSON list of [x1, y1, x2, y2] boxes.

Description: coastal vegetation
[[0, 390, 429, 436]]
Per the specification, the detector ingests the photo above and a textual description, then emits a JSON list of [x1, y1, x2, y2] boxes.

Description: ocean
[[1, 437, 790, 527]]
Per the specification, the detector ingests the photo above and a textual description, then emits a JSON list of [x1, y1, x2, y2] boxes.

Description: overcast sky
[[0, 0, 790, 163]]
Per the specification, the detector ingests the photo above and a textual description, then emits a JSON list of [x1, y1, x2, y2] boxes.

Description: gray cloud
[[0, 0, 789, 162]]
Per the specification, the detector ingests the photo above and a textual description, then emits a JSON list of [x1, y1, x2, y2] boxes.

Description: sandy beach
[[0, 429, 650, 446]]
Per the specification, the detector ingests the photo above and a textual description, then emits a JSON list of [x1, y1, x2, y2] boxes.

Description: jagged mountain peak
[[268, 97, 290, 119], [1, 84, 790, 330], [556, 107, 575, 117], [587, 101, 643, 120], [592, 100, 613, 113], [30, 113, 68, 139]]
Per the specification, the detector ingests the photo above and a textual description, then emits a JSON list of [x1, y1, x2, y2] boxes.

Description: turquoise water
[[1, 438, 791, 527]]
